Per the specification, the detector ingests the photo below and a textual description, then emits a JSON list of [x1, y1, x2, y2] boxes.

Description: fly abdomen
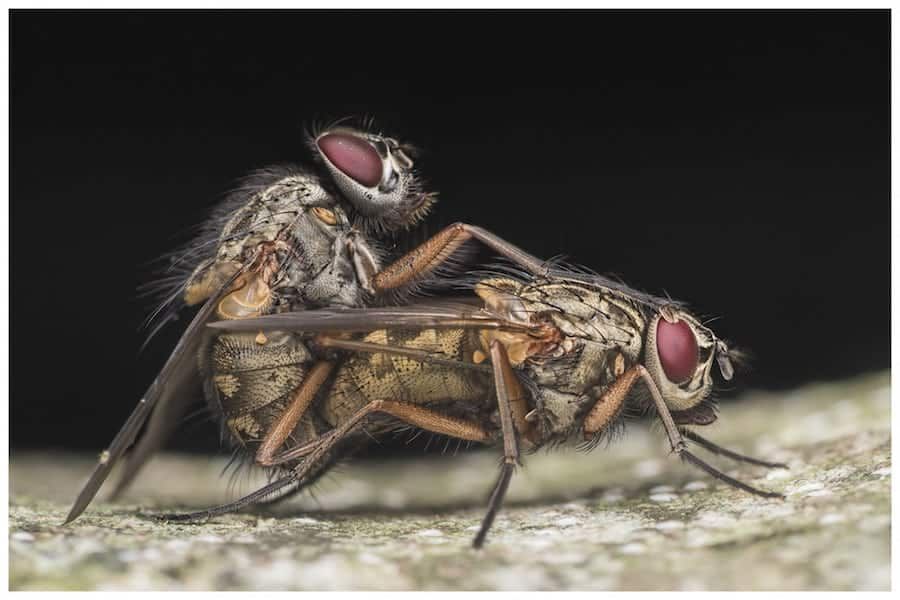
[[206, 331, 320, 449], [321, 328, 493, 427]]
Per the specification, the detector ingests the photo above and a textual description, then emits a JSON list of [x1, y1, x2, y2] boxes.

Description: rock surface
[[9, 371, 890, 590]]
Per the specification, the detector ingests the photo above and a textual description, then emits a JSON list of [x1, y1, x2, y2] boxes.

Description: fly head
[[312, 123, 435, 233], [642, 305, 739, 425]]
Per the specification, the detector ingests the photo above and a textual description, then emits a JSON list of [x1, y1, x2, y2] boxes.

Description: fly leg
[[155, 437, 336, 523], [635, 365, 783, 498], [372, 222, 550, 292], [158, 472, 302, 522], [679, 429, 788, 469], [248, 453, 341, 511], [582, 366, 784, 498], [203, 401, 489, 521], [156, 361, 335, 522], [582, 367, 641, 437], [255, 361, 335, 467], [274, 400, 493, 469], [472, 340, 529, 549], [162, 401, 493, 522]]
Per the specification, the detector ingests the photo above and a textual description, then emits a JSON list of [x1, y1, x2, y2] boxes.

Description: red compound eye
[[317, 133, 382, 187], [656, 318, 698, 383]]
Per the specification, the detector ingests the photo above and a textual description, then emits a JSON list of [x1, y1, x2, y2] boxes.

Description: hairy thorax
[[196, 170, 382, 451]]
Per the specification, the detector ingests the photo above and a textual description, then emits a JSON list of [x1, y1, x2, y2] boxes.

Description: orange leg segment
[[373, 222, 549, 292], [583, 366, 641, 438], [256, 361, 335, 466]]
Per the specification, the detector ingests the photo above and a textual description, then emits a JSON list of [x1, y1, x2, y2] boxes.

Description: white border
[[2, 4, 895, 596]]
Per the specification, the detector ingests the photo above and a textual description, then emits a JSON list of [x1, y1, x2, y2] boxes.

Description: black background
[[11, 10, 889, 453]]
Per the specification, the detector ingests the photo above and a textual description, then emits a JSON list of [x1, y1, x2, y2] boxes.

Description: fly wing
[[106, 369, 204, 501], [64, 274, 237, 524], [206, 299, 536, 334]]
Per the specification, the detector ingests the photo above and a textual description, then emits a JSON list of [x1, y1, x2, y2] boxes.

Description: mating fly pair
[[65, 121, 786, 548]]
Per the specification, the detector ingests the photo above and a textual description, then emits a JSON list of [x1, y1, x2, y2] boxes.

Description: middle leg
[[472, 340, 527, 549]]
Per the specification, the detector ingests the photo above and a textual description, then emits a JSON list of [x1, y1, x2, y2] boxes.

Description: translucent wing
[[64, 270, 242, 524], [206, 299, 537, 335]]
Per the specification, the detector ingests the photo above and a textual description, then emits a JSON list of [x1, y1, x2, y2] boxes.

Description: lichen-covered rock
[[9, 371, 890, 590]]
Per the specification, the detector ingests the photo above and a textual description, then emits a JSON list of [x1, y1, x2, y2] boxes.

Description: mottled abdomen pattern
[[207, 331, 321, 450], [322, 328, 494, 428]]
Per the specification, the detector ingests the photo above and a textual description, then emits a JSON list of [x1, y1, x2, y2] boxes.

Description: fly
[[152, 231, 787, 548], [65, 117, 441, 523]]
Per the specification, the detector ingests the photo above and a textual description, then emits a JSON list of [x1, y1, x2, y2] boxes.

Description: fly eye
[[317, 133, 383, 187], [656, 318, 699, 383], [312, 206, 338, 226]]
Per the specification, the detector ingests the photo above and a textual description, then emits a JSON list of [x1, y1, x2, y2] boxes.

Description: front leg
[[582, 365, 784, 498]]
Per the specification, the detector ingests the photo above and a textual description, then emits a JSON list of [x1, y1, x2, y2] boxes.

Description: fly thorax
[[475, 276, 648, 440], [184, 171, 380, 311], [475, 279, 565, 366], [216, 173, 334, 266], [525, 339, 604, 437], [272, 187, 381, 308]]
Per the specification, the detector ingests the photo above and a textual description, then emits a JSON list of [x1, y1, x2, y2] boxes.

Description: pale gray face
[[313, 126, 434, 233]]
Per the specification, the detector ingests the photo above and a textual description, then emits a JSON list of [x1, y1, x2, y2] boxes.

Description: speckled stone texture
[[9, 371, 890, 590]]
